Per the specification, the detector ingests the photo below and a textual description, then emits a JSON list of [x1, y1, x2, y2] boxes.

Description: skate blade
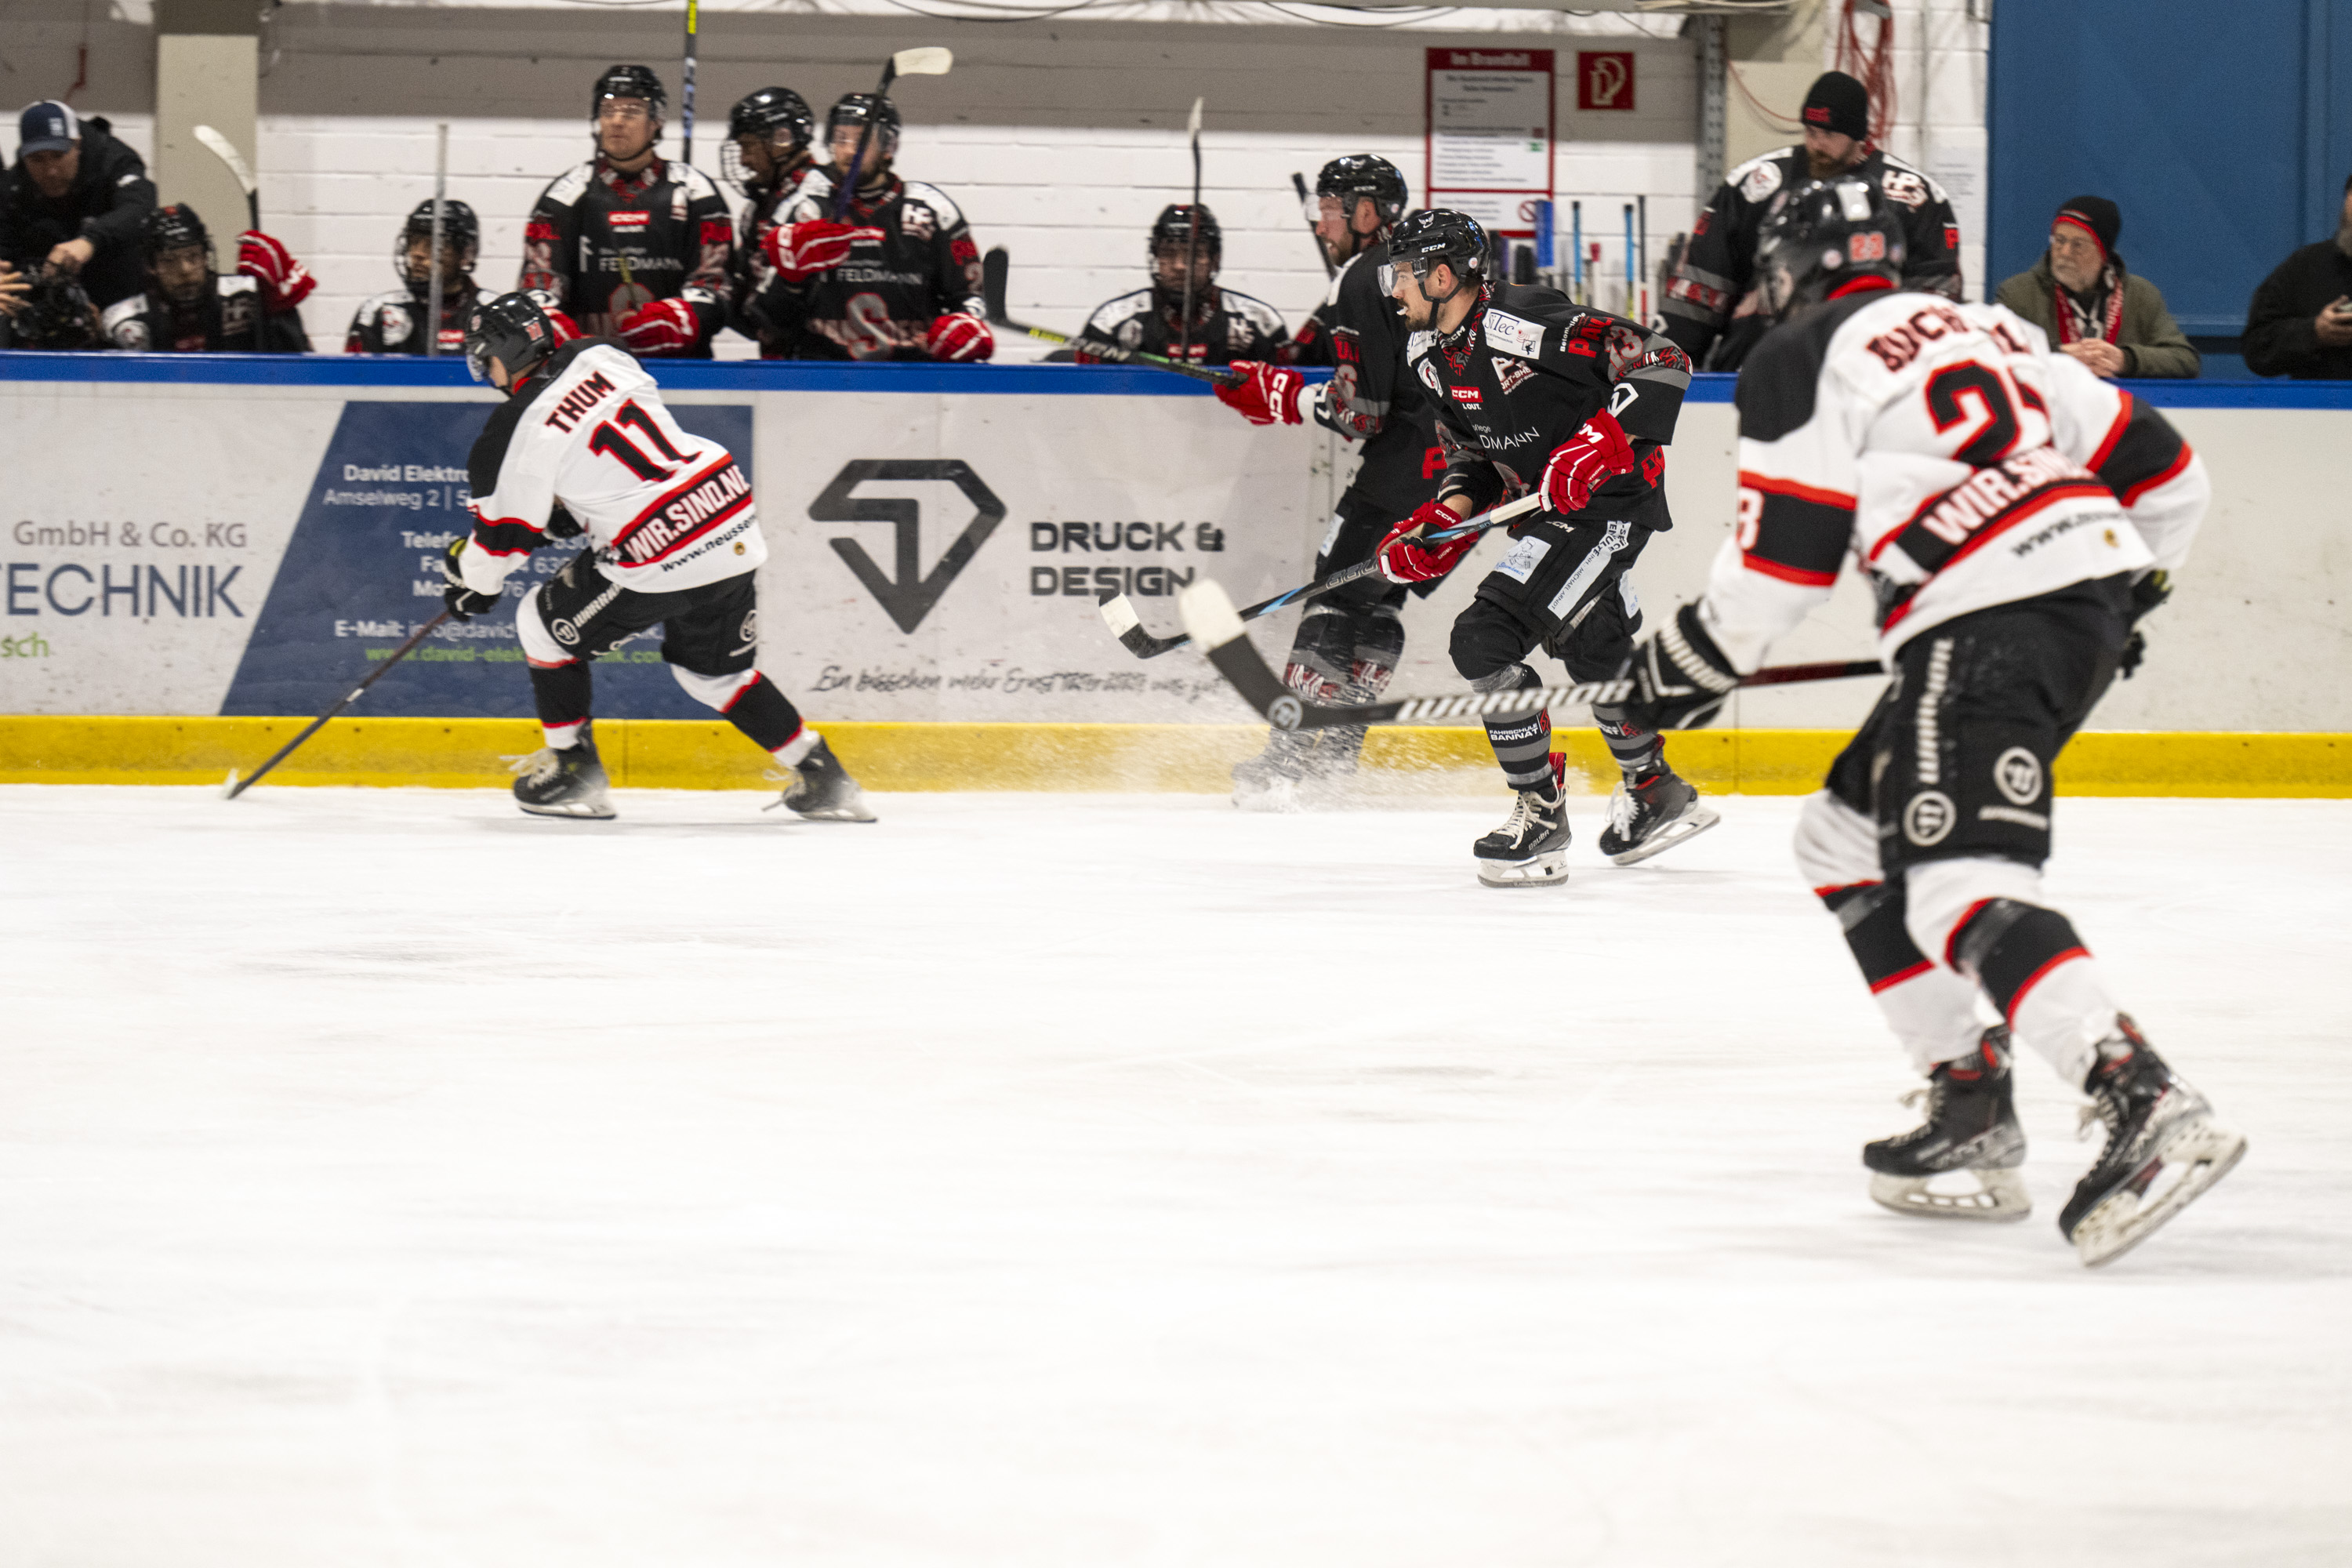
[[1232, 779, 1302, 815], [786, 802, 878, 823], [1869, 1167, 2032, 1223], [2071, 1117, 2248, 1269], [1606, 803, 1722, 866], [517, 797, 617, 821], [1477, 851, 1570, 888]]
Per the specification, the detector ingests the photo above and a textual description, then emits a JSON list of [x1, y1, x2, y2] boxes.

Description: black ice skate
[[1864, 1029, 2031, 1221], [1232, 729, 1312, 813], [1475, 754, 1571, 887], [764, 736, 876, 823], [1597, 768, 1719, 866], [2060, 1015, 2246, 1269], [507, 724, 615, 820]]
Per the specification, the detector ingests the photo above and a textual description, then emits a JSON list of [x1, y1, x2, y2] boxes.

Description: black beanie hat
[[2053, 194, 2122, 260], [1802, 71, 1870, 141]]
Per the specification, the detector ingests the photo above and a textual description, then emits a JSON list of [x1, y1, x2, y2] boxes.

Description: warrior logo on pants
[[1904, 789, 1956, 846], [1994, 746, 2043, 806]]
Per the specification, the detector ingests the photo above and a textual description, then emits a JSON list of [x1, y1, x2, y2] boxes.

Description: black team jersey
[[728, 162, 823, 358], [519, 156, 732, 351], [1076, 283, 1289, 366], [762, 169, 986, 361], [1289, 244, 1443, 520], [101, 276, 308, 353], [345, 284, 496, 354]]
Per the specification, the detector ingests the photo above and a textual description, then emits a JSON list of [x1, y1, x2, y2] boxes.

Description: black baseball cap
[[19, 100, 80, 156]]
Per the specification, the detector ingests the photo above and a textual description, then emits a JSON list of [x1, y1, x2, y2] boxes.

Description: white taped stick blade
[[193, 125, 256, 194], [1177, 580, 1247, 650], [1187, 97, 1203, 136], [1098, 594, 1142, 638], [221, 768, 239, 799], [892, 47, 953, 76]]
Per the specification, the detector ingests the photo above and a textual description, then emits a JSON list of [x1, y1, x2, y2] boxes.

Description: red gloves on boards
[[1376, 500, 1479, 585], [618, 296, 702, 356], [235, 230, 315, 311], [926, 312, 996, 362], [1539, 407, 1637, 517], [762, 220, 883, 281], [522, 290, 584, 346], [1214, 358, 1305, 426]]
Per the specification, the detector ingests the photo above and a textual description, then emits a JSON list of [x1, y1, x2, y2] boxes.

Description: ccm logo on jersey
[[546, 370, 619, 433], [606, 210, 652, 231], [1450, 385, 1483, 406], [615, 459, 753, 565]]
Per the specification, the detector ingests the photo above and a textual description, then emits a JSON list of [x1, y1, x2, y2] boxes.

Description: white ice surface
[[1, 785, 2347, 1567]]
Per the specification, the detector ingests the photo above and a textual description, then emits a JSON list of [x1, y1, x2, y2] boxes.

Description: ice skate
[[764, 736, 876, 822], [1232, 730, 1312, 813], [507, 724, 615, 820], [1864, 1029, 2031, 1221], [1474, 754, 1571, 887], [1597, 768, 1719, 865], [2061, 1015, 2246, 1269]]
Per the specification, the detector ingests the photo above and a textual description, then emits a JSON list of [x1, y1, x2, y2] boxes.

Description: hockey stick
[[680, 0, 699, 166], [1176, 579, 1878, 732], [223, 612, 452, 800], [192, 125, 260, 230], [981, 246, 1240, 387], [1098, 492, 1544, 659], [1291, 170, 1336, 279], [831, 46, 952, 221], [1178, 97, 1202, 367]]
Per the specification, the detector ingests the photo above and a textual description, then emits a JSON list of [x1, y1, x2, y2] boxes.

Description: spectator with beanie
[[1661, 70, 1962, 370], [1996, 196, 2197, 378], [2243, 173, 2352, 379], [2, 100, 156, 310]]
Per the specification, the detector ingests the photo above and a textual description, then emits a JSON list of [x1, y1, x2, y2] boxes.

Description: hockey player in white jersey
[[1623, 180, 2243, 1266], [444, 292, 872, 822]]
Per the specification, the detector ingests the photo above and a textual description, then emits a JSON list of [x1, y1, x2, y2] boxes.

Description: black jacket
[[2242, 238, 2352, 379], [1661, 143, 1961, 372], [1287, 244, 1443, 520], [1410, 283, 1692, 532], [1, 125, 157, 309]]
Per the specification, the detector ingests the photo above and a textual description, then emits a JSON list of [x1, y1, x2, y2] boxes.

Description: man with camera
[[2, 101, 156, 314]]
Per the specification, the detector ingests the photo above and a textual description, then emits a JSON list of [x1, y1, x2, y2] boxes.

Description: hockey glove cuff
[[236, 230, 317, 311], [1539, 408, 1635, 517], [1375, 501, 1478, 585], [440, 536, 501, 622], [545, 505, 585, 540], [1214, 359, 1305, 426], [618, 296, 702, 356], [925, 311, 995, 362], [763, 220, 882, 281], [522, 290, 585, 346], [1628, 603, 1741, 731], [2118, 568, 2172, 680]]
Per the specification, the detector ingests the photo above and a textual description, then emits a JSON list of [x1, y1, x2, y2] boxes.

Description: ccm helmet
[[828, 92, 902, 164], [1751, 178, 1906, 321], [397, 198, 481, 295], [143, 201, 212, 263], [1382, 208, 1488, 303], [1313, 154, 1409, 228], [723, 86, 815, 193], [463, 291, 560, 386], [1148, 203, 1220, 306], [592, 64, 667, 122]]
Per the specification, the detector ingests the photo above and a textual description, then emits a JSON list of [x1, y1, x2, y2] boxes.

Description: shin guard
[[720, 672, 806, 754], [528, 660, 594, 747], [1950, 898, 2117, 1086], [1822, 880, 1984, 1073]]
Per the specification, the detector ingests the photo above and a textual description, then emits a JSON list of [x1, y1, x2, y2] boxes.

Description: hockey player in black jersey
[[518, 64, 734, 358], [1661, 71, 1962, 372], [345, 200, 493, 355], [1370, 209, 1712, 886], [1074, 205, 1288, 366], [1622, 181, 2241, 1265], [721, 86, 822, 358], [755, 93, 993, 362], [444, 293, 872, 823], [101, 203, 314, 353], [1213, 154, 1443, 808]]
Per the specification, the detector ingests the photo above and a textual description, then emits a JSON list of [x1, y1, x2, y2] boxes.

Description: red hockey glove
[[925, 311, 995, 362], [618, 296, 702, 356], [1539, 408, 1636, 517], [762, 220, 882, 281], [236, 230, 316, 311], [522, 290, 584, 346], [1214, 358, 1305, 426], [1376, 500, 1479, 585]]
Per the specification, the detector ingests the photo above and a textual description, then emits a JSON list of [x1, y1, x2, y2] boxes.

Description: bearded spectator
[[1995, 196, 2197, 379]]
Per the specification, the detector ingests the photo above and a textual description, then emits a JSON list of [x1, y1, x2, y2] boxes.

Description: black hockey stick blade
[[1100, 492, 1542, 660], [223, 611, 452, 800]]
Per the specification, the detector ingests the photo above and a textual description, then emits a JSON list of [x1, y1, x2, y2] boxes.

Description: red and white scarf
[[2053, 258, 2125, 347]]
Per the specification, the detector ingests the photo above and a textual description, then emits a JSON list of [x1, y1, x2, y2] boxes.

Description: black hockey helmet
[[397, 198, 481, 293], [1751, 177, 1906, 321], [593, 64, 667, 122], [1150, 203, 1221, 259], [464, 291, 560, 387], [143, 201, 211, 262], [1313, 154, 1409, 227], [1382, 208, 1488, 300], [723, 87, 815, 193], [827, 92, 902, 160]]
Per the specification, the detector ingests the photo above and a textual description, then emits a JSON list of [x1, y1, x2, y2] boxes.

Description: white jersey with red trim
[[458, 340, 766, 597], [1698, 289, 2207, 670]]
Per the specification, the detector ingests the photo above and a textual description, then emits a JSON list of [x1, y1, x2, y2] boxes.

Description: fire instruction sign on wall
[[1425, 47, 1554, 239]]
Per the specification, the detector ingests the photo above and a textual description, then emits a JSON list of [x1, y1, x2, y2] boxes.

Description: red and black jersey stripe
[[2086, 390, 2194, 506], [1739, 472, 1853, 586]]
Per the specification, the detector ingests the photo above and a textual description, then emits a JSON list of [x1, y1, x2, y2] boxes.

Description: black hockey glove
[[545, 505, 585, 540], [1626, 603, 1742, 731], [440, 535, 500, 622], [2118, 568, 2172, 680]]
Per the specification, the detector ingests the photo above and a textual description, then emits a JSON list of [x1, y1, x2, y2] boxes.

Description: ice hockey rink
[[1, 783, 2345, 1566]]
